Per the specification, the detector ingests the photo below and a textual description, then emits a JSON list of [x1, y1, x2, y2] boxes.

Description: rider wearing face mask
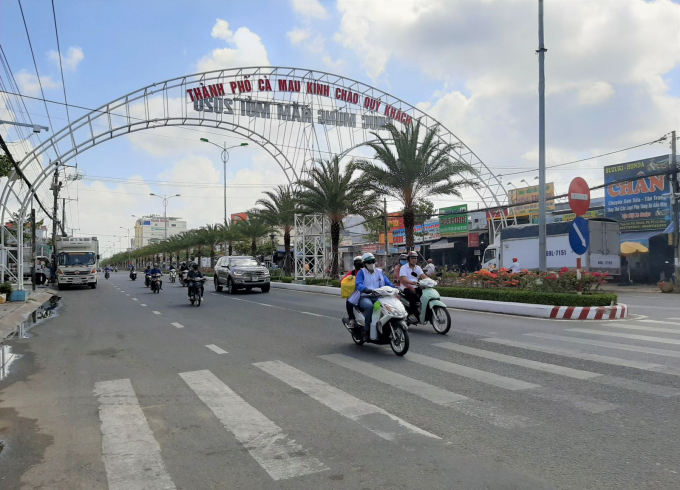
[[355, 252, 396, 341], [341, 256, 364, 328], [393, 254, 408, 284], [399, 251, 428, 320]]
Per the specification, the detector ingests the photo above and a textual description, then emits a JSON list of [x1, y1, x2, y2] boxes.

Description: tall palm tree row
[[355, 120, 478, 249], [250, 185, 296, 275], [295, 156, 378, 277]]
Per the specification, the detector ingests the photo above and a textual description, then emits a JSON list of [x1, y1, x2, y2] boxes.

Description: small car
[[214, 256, 271, 294]]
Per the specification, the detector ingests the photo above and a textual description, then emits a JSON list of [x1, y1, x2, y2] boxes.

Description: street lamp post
[[149, 194, 181, 241], [120, 227, 132, 266], [200, 138, 248, 252]]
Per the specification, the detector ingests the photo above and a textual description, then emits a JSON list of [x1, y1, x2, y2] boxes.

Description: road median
[[270, 282, 627, 320]]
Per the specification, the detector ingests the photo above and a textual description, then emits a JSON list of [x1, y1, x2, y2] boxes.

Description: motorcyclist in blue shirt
[[355, 252, 395, 341], [149, 263, 163, 289]]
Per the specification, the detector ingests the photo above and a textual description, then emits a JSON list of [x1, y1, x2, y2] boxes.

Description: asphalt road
[[1, 274, 680, 490]]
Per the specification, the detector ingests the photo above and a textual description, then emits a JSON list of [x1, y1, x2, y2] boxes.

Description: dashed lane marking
[[153, 311, 161, 315], [205, 344, 227, 354], [171, 322, 184, 329]]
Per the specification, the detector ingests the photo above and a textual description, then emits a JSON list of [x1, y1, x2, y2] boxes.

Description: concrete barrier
[[270, 282, 628, 320]]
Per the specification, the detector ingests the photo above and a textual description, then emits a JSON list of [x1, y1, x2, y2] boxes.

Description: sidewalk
[[600, 284, 664, 294], [0, 287, 59, 340]]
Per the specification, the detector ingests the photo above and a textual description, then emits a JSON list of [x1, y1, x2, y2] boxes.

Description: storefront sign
[[604, 155, 671, 231], [439, 205, 468, 235], [340, 239, 352, 246], [509, 183, 555, 216], [469, 211, 488, 231], [430, 241, 456, 250], [553, 209, 605, 222], [468, 233, 480, 248], [361, 243, 380, 253]]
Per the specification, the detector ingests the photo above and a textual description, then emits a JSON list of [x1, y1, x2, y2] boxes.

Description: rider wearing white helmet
[[341, 255, 365, 328], [355, 252, 396, 341]]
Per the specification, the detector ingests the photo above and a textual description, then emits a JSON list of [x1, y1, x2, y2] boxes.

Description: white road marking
[[608, 323, 680, 334], [526, 333, 680, 359], [140, 304, 147, 307], [482, 337, 680, 375], [132, 298, 138, 301], [254, 360, 440, 440], [94, 379, 176, 490], [435, 343, 599, 379], [666, 318, 680, 321], [639, 319, 680, 327], [406, 352, 540, 390], [406, 351, 616, 413], [153, 311, 161, 315], [568, 328, 680, 346], [126, 294, 130, 296], [436, 342, 680, 398], [205, 344, 227, 354], [301, 311, 324, 317], [320, 354, 537, 429], [171, 322, 184, 329], [179, 370, 327, 481]]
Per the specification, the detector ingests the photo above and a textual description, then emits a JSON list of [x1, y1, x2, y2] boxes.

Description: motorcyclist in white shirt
[[399, 251, 429, 321]]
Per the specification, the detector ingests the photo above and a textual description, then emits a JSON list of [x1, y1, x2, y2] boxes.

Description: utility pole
[[383, 198, 389, 267], [537, 0, 548, 271], [672, 130, 679, 286], [31, 206, 36, 292], [50, 167, 61, 266], [61, 198, 67, 236]]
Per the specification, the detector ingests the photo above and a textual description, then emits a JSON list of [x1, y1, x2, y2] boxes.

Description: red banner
[[468, 233, 480, 248]]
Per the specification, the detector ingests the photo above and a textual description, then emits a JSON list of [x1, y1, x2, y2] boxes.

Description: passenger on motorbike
[[399, 251, 428, 321], [341, 255, 364, 329], [355, 252, 396, 341], [149, 263, 163, 290], [393, 253, 407, 283], [187, 263, 205, 300]]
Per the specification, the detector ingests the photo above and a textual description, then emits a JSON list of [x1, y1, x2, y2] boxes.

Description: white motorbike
[[342, 286, 410, 356], [169, 268, 177, 283]]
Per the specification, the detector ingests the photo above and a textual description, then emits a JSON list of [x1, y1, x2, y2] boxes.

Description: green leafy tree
[[251, 185, 296, 275], [355, 120, 478, 249], [233, 219, 273, 256], [0, 154, 14, 178], [296, 156, 378, 277]]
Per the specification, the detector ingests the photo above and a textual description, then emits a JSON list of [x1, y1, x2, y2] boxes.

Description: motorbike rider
[[187, 262, 205, 300], [355, 252, 396, 341], [399, 251, 429, 321], [393, 253, 407, 284], [149, 263, 163, 290], [341, 256, 364, 329]]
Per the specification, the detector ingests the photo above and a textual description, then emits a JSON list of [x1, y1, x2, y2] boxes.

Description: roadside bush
[[0, 282, 12, 299], [434, 286, 617, 307]]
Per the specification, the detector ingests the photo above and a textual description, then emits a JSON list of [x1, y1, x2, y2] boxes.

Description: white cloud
[[48, 46, 84, 72], [287, 28, 311, 45], [15, 70, 59, 96], [211, 19, 234, 41], [290, 0, 328, 19], [578, 82, 615, 106], [197, 20, 270, 72]]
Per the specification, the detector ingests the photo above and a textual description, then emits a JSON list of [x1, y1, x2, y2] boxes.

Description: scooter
[[187, 277, 207, 306], [105, 271, 110, 279], [179, 270, 188, 287], [145, 272, 152, 288], [169, 268, 177, 283], [341, 286, 410, 356], [130, 270, 137, 281], [401, 278, 451, 335], [150, 273, 162, 294]]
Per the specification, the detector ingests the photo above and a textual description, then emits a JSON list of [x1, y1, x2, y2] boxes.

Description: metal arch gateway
[[1, 66, 513, 287]]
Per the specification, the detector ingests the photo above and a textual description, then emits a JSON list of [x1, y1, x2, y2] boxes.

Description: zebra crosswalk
[[91, 315, 680, 489]]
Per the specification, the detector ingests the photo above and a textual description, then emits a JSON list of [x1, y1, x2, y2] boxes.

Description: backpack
[[340, 270, 357, 298]]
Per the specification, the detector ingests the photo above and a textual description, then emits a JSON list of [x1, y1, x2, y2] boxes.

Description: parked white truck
[[481, 219, 621, 274], [55, 236, 100, 290]]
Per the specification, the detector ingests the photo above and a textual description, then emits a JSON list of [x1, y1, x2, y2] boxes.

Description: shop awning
[[620, 230, 665, 243], [621, 242, 649, 255]]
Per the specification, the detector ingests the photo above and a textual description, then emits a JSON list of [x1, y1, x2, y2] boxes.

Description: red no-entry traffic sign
[[568, 177, 591, 216]]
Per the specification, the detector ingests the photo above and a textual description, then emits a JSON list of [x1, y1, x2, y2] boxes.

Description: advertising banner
[[508, 183, 555, 216], [468, 233, 480, 248], [553, 209, 605, 222], [439, 205, 468, 236], [604, 155, 671, 231], [231, 212, 248, 222]]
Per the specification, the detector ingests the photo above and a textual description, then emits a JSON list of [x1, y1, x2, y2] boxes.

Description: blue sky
[[1, 0, 679, 253]]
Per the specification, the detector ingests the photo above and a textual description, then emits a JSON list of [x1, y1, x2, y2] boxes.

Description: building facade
[[133, 215, 187, 248]]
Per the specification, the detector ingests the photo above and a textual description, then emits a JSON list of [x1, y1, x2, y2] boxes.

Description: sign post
[[569, 216, 590, 295]]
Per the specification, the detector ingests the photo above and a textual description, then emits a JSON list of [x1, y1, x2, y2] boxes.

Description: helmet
[[191, 262, 199, 269], [153, 263, 158, 268], [353, 255, 363, 266], [407, 251, 418, 258], [399, 254, 407, 260], [361, 252, 376, 263]]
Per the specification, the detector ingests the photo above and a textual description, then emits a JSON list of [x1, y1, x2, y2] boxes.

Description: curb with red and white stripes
[[270, 282, 628, 320], [549, 304, 627, 320]]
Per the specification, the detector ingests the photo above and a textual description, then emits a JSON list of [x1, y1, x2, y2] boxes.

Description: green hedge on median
[[434, 287, 617, 307]]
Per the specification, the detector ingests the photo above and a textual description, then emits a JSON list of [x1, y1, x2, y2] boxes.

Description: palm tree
[[233, 219, 273, 256], [197, 224, 223, 267], [251, 185, 296, 275], [296, 156, 377, 277], [218, 221, 238, 257], [355, 120, 478, 249]]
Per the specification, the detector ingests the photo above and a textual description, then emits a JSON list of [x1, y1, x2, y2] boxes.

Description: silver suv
[[214, 256, 271, 294]]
